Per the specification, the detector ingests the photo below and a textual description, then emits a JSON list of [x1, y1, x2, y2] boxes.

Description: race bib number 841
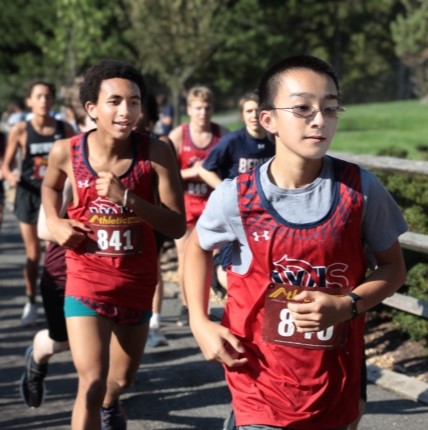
[[262, 283, 350, 350], [85, 213, 143, 256]]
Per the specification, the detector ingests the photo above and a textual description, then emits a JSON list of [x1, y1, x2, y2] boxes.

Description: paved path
[[1, 206, 428, 429]]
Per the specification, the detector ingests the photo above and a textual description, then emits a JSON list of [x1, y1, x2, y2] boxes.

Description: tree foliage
[[0, 0, 420, 113], [0, 0, 55, 103], [122, 0, 245, 123], [35, 0, 132, 85], [391, 0, 428, 100]]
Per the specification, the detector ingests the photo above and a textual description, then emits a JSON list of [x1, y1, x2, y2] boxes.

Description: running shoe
[[176, 305, 189, 327], [147, 326, 169, 347], [101, 400, 127, 430], [19, 346, 48, 408], [20, 303, 37, 326]]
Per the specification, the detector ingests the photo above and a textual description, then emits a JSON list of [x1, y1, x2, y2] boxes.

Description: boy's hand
[[5, 169, 20, 187], [48, 217, 91, 249], [96, 171, 126, 206], [191, 319, 248, 368], [190, 159, 204, 178], [287, 291, 350, 332]]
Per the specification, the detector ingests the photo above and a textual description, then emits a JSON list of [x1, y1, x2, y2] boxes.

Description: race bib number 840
[[262, 283, 350, 350]]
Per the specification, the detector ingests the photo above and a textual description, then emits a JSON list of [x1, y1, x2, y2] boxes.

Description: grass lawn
[[217, 100, 428, 161], [333, 100, 428, 160]]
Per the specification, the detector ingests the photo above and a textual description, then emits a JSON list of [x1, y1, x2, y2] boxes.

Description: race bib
[[86, 213, 143, 256], [262, 283, 350, 350], [186, 181, 209, 197]]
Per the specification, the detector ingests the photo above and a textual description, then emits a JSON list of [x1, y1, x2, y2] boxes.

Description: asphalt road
[[1, 205, 428, 429]]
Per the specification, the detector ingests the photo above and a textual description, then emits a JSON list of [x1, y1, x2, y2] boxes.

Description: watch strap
[[347, 292, 362, 319]]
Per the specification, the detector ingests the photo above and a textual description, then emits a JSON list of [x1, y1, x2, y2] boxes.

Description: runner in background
[[154, 93, 174, 136], [169, 86, 229, 326], [19, 114, 95, 409], [1, 81, 74, 326]]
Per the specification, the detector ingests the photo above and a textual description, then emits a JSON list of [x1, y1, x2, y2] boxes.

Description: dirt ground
[[159, 241, 428, 384], [365, 308, 428, 383]]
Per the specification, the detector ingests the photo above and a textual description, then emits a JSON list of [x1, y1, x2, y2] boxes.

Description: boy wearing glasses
[[184, 54, 407, 429]]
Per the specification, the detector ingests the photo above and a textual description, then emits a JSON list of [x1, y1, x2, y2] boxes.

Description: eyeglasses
[[270, 104, 345, 119]]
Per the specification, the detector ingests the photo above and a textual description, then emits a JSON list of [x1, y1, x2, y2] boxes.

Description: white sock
[[150, 312, 160, 328]]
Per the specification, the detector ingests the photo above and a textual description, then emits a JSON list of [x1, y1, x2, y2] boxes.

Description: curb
[[367, 364, 428, 405]]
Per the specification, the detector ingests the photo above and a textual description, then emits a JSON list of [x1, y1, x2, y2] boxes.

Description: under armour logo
[[252, 230, 270, 241], [78, 179, 90, 188]]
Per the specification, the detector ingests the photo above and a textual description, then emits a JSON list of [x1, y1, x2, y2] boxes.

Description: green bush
[[373, 171, 428, 234], [403, 206, 428, 234], [393, 263, 428, 347], [376, 146, 408, 158], [369, 170, 428, 341]]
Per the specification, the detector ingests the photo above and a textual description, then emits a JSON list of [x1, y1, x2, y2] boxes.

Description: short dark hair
[[26, 81, 56, 99], [258, 54, 340, 112], [79, 59, 146, 107]]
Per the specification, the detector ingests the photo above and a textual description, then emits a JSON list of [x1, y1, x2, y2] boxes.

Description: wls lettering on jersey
[[271, 254, 349, 288], [89, 197, 125, 214]]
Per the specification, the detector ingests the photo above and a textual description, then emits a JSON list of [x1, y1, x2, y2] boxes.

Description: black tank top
[[20, 119, 66, 189]]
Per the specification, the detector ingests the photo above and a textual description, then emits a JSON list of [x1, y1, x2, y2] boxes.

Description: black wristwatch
[[347, 292, 362, 319]]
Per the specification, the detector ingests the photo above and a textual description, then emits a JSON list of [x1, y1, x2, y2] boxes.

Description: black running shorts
[[40, 274, 67, 342], [13, 183, 41, 224]]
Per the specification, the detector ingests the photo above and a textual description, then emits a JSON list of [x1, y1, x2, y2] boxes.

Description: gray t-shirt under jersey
[[197, 156, 408, 274]]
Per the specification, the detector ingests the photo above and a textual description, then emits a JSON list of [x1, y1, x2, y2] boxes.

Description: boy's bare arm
[[353, 240, 407, 310], [184, 229, 212, 321], [38, 179, 72, 241], [42, 139, 69, 218], [1, 122, 25, 186], [150, 139, 186, 238], [199, 166, 222, 189], [42, 139, 89, 247], [184, 229, 248, 368]]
